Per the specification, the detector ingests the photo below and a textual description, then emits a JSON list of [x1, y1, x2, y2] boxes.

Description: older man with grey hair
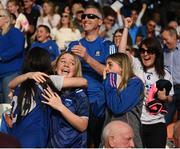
[[102, 120, 135, 148]]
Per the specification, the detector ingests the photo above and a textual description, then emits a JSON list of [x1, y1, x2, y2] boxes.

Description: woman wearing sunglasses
[[119, 18, 174, 148], [139, 37, 174, 148], [52, 12, 81, 52]]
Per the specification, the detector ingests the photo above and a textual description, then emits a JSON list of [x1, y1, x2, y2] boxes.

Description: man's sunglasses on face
[[81, 14, 100, 20]]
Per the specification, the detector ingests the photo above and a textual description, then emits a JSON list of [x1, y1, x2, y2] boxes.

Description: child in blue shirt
[[30, 25, 60, 61], [42, 52, 89, 147]]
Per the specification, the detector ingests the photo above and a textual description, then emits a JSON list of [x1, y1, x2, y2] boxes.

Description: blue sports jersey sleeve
[[103, 73, 144, 114], [75, 89, 89, 117]]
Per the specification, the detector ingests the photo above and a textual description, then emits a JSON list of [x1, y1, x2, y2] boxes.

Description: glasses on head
[[81, 14, 100, 20], [139, 48, 156, 54]]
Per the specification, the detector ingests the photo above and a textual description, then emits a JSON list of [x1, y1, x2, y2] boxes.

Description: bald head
[[102, 120, 134, 148]]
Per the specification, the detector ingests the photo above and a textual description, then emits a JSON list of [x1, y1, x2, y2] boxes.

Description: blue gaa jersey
[[67, 37, 117, 117], [48, 88, 89, 148], [0, 85, 51, 148], [30, 40, 60, 61]]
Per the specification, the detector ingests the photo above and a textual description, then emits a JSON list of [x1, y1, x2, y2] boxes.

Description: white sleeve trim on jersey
[[50, 75, 64, 91]]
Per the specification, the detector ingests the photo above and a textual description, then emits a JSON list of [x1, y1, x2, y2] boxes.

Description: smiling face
[[36, 26, 49, 42], [81, 8, 102, 33], [140, 44, 156, 69], [56, 53, 77, 77], [162, 30, 177, 50]]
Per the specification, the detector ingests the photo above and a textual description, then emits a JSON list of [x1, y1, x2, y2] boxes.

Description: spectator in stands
[[162, 27, 180, 123], [52, 12, 81, 52], [36, 1, 60, 30], [139, 37, 174, 148], [168, 20, 180, 37], [67, 5, 117, 147], [102, 120, 134, 148], [0, 9, 25, 103], [7, 0, 29, 32], [42, 52, 89, 148], [99, 6, 118, 41], [30, 25, 60, 61], [73, 6, 85, 35], [0, 47, 56, 147], [136, 19, 157, 45], [103, 52, 144, 147], [129, 3, 147, 45], [23, 0, 40, 48]]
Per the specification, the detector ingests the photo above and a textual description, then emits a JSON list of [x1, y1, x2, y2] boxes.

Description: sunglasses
[[107, 18, 115, 22], [81, 14, 100, 20], [139, 48, 156, 54], [0, 15, 6, 18], [62, 15, 69, 18]]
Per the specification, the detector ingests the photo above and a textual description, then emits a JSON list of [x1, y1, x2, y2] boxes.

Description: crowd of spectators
[[0, 0, 180, 148]]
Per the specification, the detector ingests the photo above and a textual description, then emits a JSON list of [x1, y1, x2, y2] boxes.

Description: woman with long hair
[[139, 37, 174, 148], [103, 53, 144, 147], [7, 0, 29, 32], [36, 0, 60, 30], [0, 9, 25, 103], [52, 12, 81, 51]]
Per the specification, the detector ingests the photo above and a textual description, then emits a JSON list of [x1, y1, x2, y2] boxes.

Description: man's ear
[[98, 19, 103, 26], [108, 136, 115, 148]]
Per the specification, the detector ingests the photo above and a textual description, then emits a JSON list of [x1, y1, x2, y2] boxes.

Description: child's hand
[[157, 88, 167, 101], [42, 87, 63, 111], [27, 72, 49, 83]]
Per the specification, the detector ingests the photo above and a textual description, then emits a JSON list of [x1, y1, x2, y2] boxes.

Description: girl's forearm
[[58, 105, 88, 132]]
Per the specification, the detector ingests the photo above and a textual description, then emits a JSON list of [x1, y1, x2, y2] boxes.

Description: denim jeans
[[0, 72, 19, 103]]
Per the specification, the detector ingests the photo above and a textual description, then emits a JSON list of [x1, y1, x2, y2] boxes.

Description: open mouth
[[61, 69, 70, 76]]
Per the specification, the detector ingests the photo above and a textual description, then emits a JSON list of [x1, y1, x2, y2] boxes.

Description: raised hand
[[124, 17, 133, 29]]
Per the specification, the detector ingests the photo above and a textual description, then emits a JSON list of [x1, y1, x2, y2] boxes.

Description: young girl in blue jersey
[[103, 53, 144, 148], [1, 47, 58, 147], [30, 25, 60, 61], [42, 52, 89, 148], [7, 52, 89, 147]]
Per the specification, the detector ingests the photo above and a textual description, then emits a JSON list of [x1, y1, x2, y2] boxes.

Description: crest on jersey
[[95, 50, 101, 56]]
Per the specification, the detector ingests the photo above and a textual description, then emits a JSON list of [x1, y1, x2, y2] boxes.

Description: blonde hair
[[58, 13, 76, 32], [107, 53, 134, 90], [55, 52, 82, 77], [43, 0, 55, 16], [0, 9, 13, 35], [7, 0, 23, 13]]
